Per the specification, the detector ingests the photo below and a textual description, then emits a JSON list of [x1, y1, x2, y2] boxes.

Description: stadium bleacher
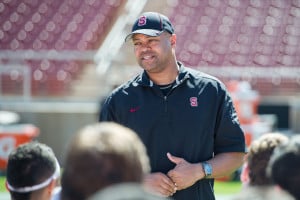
[[1, 0, 300, 97], [0, 0, 126, 96], [167, 0, 299, 66], [165, 0, 300, 96]]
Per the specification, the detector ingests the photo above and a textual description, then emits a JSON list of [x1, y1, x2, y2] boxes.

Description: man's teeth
[[143, 56, 152, 60]]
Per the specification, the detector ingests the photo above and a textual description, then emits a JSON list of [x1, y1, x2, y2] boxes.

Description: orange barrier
[[0, 124, 39, 170], [227, 80, 260, 124], [226, 80, 260, 147]]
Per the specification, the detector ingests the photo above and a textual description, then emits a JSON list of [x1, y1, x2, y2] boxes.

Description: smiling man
[[100, 12, 246, 200]]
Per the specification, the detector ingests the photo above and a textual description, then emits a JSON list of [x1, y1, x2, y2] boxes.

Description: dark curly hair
[[247, 133, 288, 186]]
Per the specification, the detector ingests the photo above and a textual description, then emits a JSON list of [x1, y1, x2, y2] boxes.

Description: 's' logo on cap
[[138, 16, 147, 26]]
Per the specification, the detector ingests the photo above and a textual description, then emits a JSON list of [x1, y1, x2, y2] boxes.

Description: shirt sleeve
[[214, 84, 246, 154]]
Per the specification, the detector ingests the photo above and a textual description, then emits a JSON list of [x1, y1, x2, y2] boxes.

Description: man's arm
[[167, 152, 245, 190], [206, 152, 245, 178]]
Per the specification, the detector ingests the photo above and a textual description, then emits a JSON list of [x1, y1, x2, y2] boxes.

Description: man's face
[[132, 32, 175, 73]]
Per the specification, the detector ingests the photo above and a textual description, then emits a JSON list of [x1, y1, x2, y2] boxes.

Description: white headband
[[6, 158, 60, 193]]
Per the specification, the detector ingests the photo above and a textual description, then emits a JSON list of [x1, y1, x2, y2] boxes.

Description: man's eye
[[149, 39, 159, 44]]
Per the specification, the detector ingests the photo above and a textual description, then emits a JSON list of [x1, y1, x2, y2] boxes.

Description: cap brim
[[124, 29, 164, 42]]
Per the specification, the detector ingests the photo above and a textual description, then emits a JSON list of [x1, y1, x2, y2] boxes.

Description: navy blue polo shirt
[[100, 62, 246, 200]]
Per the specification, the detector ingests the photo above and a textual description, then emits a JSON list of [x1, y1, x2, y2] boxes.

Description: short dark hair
[[6, 141, 58, 200], [267, 135, 300, 200], [61, 122, 150, 200]]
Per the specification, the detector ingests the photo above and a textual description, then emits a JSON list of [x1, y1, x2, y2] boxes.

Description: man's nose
[[140, 42, 151, 51]]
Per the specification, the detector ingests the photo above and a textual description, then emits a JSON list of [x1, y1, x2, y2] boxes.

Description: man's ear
[[47, 179, 57, 195], [170, 34, 176, 47]]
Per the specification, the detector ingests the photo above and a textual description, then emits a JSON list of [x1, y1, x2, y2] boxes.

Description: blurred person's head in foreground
[[6, 141, 60, 200], [267, 134, 300, 200], [240, 132, 289, 186], [61, 122, 150, 200]]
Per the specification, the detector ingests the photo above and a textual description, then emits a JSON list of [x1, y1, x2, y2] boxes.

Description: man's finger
[[167, 152, 183, 164]]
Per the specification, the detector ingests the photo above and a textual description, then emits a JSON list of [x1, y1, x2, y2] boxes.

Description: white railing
[[0, 65, 31, 101], [0, 50, 95, 61], [196, 66, 300, 82]]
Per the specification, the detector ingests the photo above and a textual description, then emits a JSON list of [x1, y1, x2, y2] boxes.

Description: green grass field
[[214, 180, 242, 194], [0, 176, 5, 192]]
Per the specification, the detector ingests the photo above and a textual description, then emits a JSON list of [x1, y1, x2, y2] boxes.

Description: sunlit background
[[1, 0, 300, 199]]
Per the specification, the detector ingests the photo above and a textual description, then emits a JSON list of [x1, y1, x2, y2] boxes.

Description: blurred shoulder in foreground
[[231, 185, 294, 200], [88, 183, 172, 200]]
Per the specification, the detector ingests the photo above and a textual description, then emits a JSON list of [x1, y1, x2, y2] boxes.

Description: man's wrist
[[201, 162, 212, 179]]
